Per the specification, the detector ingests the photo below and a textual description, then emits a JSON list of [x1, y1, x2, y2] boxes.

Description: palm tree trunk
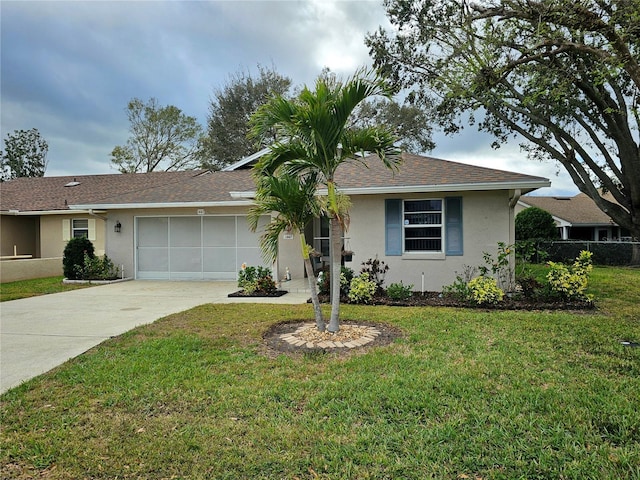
[[327, 215, 342, 333], [303, 257, 325, 331], [300, 232, 325, 331]]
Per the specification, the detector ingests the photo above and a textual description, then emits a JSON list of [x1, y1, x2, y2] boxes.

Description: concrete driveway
[[0, 280, 310, 394]]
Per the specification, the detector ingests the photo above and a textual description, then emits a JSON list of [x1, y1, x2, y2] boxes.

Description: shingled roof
[[520, 193, 616, 225], [0, 170, 204, 213], [333, 153, 549, 192], [1, 153, 549, 213]]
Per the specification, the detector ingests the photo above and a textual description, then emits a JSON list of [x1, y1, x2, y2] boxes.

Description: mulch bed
[[316, 292, 595, 311], [228, 290, 288, 298]]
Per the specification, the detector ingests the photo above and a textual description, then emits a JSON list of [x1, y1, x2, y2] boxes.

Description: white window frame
[[72, 218, 89, 238], [403, 198, 443, 253]]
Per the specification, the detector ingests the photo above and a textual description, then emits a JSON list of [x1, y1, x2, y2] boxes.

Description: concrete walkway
[[0, 280, 310, 394]]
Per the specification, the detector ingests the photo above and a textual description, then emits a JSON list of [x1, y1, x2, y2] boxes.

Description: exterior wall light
[[114, 221, 122, 233]]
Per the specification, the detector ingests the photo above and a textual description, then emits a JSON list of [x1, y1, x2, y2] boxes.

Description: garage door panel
[[203, 247, 236, 272], [170, 247, 202, 273], [138, 217, 168, 247], [237, 247, 264, 269], [138, 248, 169, 271], [237, 216, 264, 247], [203, 217, 235, 247], [170, 217, 202, 247]]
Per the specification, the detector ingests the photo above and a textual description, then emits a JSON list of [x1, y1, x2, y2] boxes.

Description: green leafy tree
[[111, 97, 204, 173], [201, 65, 434, 170], [368, 0, 640, 263], [248, 171, 326, 331], [250, 68, 401, 332], [516, 206, 560, 241], [320, 67, 435, 154], [1, 128, 48, 181], [352, 99, 435, 154], [200, 66, 293, 170]]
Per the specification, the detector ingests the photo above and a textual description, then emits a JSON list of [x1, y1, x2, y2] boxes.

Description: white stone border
[[279, 323, 382, 349]]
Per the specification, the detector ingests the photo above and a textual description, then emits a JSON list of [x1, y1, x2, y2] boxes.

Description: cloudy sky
[[1, 0, 577, 195]]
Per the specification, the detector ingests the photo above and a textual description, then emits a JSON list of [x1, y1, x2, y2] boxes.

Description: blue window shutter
[[385, 199, 402, 256], [445, 197, 463, 256]]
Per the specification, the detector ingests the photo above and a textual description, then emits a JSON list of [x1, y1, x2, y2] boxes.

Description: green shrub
[[480, 242, 515, 291], [348, 273, 377, 304], [238, 265, 276, 294], [546, 250, 593, 301], [360, 256, 389, 292], [386, 281, 414, 300], [74, 253, 119, 281], [515, 206, 559, 241], [318, 266, 354, 296], [442, 265, 476, 300], [468, 276, 504, 305], [63, 237, 95, 280]]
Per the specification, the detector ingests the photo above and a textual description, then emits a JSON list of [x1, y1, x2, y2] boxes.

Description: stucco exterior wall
[[0, 215, 38, 257], [98, 190, 515, 289], [276, 230, 305, 282], [39, 214, 106, 258], [0, 257, 63, 283], [347, 190, 513, 292]]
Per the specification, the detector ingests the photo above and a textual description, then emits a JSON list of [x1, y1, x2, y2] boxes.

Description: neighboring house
[[0, 171, 199, 259], [1, 153, 549, 290], [516, 193, 632, 241]]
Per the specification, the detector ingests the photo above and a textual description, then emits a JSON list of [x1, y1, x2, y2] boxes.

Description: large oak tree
[[368, 0, 640, 263]]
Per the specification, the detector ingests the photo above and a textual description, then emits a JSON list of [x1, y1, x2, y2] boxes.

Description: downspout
[[88, 209, 108, 221], [508, 189, 522, 291], [509, 189, 522, 209]]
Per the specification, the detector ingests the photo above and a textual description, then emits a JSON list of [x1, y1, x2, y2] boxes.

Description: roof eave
[[230, 180, 551, 199], [69, 201, 255, 210], [1, 209, 102, 216]]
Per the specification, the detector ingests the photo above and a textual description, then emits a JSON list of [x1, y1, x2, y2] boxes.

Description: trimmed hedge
[[536, 241, 638, 266]]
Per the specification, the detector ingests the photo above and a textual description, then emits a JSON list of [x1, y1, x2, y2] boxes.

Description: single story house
[[516, 193, 632, 241], [1, 152, 550, 290]]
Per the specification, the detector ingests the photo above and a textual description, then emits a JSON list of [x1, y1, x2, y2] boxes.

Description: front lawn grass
[[1, 268, 639, 479], [0, 276, 92, 302]]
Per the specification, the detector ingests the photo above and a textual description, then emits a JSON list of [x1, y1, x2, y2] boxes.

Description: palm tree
[[248, 171, 326, 331], [250, 69, 401, 332]]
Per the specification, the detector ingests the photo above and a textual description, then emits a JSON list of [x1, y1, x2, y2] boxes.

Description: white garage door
[[136, 215, 270, 280]]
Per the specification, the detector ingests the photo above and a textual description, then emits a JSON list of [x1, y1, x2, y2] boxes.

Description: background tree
[[352, 99, 435, 154], [319, 67, 435, 153], [111, 97, 204, 173], [1, 128, 48, 181], [251, 68, 400, 332], [368, 0, 640, 263], [201, 65, 435, 170], [516, 206, 559, 241], [200, 65, 293, 170]]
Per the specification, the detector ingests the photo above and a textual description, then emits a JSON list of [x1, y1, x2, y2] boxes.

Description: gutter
[[0, 209, 105, 216], [69, 200, 255, 210], [231, 181, 550, 199]]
